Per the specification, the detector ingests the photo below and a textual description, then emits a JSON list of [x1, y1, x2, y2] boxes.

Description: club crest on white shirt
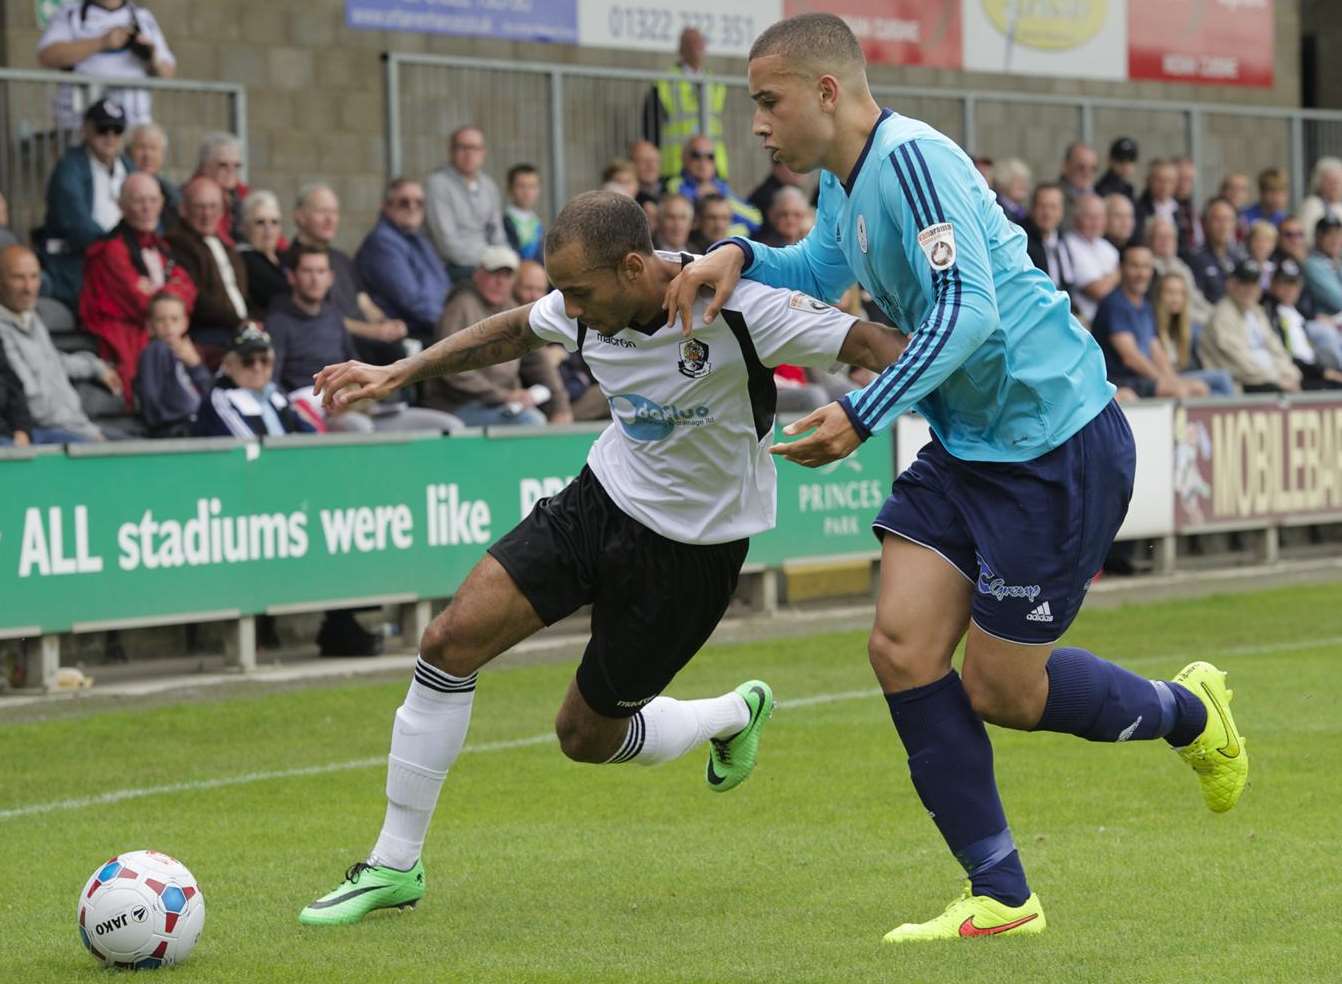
[[857, 214, 869, 253], [917, 222, 957, 271], [677, 337, 712, 379], [788, 292, 830, 314]]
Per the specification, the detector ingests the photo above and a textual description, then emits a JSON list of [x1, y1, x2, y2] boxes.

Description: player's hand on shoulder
[[768, 402, 861, 468], [312, 360, 402, 413], [663, 244, 745, 336]]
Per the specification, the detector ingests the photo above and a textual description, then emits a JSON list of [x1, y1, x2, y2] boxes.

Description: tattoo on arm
[[401, 304, 544, 385]]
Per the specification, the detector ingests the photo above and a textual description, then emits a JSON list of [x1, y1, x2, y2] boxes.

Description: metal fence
[[386, 51, 1342, 218], [0, 68, 247, 246]]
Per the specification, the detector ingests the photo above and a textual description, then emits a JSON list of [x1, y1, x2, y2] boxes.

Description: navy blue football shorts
[[873, 400, 1136, 645]]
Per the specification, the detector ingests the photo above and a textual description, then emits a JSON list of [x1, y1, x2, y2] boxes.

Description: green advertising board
[[0, 428, 891, 635]]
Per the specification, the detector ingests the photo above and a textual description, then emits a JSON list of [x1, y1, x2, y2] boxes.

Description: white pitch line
[[4, 633, 1340, 823]]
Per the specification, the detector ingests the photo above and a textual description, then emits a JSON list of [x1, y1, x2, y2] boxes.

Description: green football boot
[[706, 680, 774, 792], [298, 859, 425, 926]]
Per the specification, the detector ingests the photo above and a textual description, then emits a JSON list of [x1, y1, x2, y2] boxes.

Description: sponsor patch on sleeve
[[917, 222, 957, 271], [788, 291, 831, 314]]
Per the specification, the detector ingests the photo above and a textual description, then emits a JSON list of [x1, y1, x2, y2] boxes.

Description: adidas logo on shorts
[[1026, 601, 1054, 623]]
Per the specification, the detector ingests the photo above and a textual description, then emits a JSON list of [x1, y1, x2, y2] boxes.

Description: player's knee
[[554, 714, 608, 764], [868, 627, 922, 689], [418, 603, 477, 678]]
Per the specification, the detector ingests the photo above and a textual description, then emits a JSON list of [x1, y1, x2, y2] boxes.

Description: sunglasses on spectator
[[1281, 229, 1304, 238], [251, 217, 281, 226], [392, 197, 425, 208], [95, 124, 125, 136], [241, 353, 274, 368], [688, 150, 715, 161]]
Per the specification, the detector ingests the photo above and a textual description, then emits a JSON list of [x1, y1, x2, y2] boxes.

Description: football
[[77, 850, 205, 970]]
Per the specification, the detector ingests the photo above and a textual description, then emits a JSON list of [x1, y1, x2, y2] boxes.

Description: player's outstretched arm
[[838, 320, 910, 373], [312, 304, 544, 412]]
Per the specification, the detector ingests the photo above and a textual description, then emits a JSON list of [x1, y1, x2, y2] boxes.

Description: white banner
[[577, 0, 780, 58], [961, 0, 1127, 80]]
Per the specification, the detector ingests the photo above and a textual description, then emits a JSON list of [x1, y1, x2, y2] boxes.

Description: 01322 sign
[[578, 0, 780, 56]]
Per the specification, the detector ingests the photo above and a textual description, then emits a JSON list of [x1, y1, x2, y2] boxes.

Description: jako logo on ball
[[610, 394, 715, 441]]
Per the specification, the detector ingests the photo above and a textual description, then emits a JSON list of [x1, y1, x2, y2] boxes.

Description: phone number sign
[[579, 0, 779, 56]]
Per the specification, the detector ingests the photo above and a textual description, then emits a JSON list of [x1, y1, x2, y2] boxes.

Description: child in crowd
[[135, 292, 211, 437], [503, 163, 544, 263]]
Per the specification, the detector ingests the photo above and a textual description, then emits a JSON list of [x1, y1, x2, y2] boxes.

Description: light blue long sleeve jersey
[[727, 109, 1115, 462]]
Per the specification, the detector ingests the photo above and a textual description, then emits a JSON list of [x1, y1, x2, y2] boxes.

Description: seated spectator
[[1218, 173, 1251, 214], [654, 193, 693, 252], [195, 324, 317, 438], [0, 245, 114, 442], [747, 159, 808, 240], [268, 245, 459, 435], [1174, 157, 1200, 251], [972, 155, 995, 186], [1271, 216, 1315, 317], [1244, 220, 1278, 287], [1297, 157, 1342, 248], [1199, 259, 1302, 394], [80, 172, 197, 398], [1182, 197, 1245, 304], [0, 342, 32, 447], [426, 125, 506, 281], [166, 177, 253, 362], [1104, 193, 1136, 250], [127, 122, 179, 222], [356, 178, 451, 343], [1092, 244, 1215, 398], [601, 159, 638, 198], [0, 191, 16, 250], [1024, 182, 1073, 292], [629, 139, 664, 201], [503, 164, 544, 262], [1063, 192, 1119, 323], [755, 186, 808, 248], [1241, 167, 1289, 229], [36, 98, 129, 307], [1153, 273, 1200, 379], [1095, 138, 1138, 201], [1147, 216, 1213, 328], [664, 136, 761, 238], [37, 0, 175, 129], [1303, 214, 1342, 317], [237, 191, 287, 314], [514, 260, 548, 306], [993, 157, 1032, 225], [1264, 258, 1342, 389], [135, 292, 209, 437], [426, 246, 568, 427], [193, 132, 249, 245], [1058, 141, 1098, 216], [288, 183, 408, 366], [1133, 158, 1192, 246], [690, 193, 735, 253]]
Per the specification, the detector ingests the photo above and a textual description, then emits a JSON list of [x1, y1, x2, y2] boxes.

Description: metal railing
[[386, 51, 1342, 216], [0, 68, 247, 246]]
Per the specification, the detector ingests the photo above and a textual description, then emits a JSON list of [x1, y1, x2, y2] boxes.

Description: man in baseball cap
[[1096, 137, 1139, 202]]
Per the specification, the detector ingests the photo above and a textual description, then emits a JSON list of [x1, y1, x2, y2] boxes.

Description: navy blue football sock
[[1035, 647, 1207, 745], [885, 671, 1030, 907]]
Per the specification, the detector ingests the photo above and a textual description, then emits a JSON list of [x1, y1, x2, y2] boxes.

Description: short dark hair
[[748, 13, 863, 67], [384, 177, 419, 202], [545, 190, 653, 268], [1203, 195, 1236, 219], [695, 193, 730, 220], [1030, 181, 1063, 207], [287, 241, 330, 272], [507, 163, 538, 187], [1120, 241, 1152, 265], [146, 291, 185, 318]]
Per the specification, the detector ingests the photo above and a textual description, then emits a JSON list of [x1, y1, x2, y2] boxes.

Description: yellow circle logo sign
[[981, 0, 1109, 52]]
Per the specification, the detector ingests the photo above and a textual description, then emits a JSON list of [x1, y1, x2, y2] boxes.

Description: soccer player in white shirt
[[298, 191, 906, 925]]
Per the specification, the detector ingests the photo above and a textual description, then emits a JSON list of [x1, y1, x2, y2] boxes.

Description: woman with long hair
[[1154, 272, 1234, 394]]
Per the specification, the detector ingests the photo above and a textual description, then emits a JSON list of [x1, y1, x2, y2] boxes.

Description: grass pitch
[[1, 583, 1336, 983]]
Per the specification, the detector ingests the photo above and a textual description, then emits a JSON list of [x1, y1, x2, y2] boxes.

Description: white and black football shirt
[[528, 253, 856, 545]]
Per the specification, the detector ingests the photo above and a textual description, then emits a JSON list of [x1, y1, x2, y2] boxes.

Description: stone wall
[[0, 0, 1305, 251]]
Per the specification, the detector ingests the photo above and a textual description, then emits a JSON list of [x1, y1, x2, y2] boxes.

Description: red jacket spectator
[[80, 222, 196, 400]]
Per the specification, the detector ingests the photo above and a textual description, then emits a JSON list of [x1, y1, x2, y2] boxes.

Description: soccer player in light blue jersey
[[666, 13, 1249, 942]]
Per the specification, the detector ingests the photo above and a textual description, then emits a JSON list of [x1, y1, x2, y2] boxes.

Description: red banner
[[1128, 0, 1274, 88], [782, 0, 961, 69]]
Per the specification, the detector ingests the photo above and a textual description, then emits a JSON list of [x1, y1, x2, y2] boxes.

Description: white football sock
[[607, 692, 749, 765], [369, 658, 476, 870]]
